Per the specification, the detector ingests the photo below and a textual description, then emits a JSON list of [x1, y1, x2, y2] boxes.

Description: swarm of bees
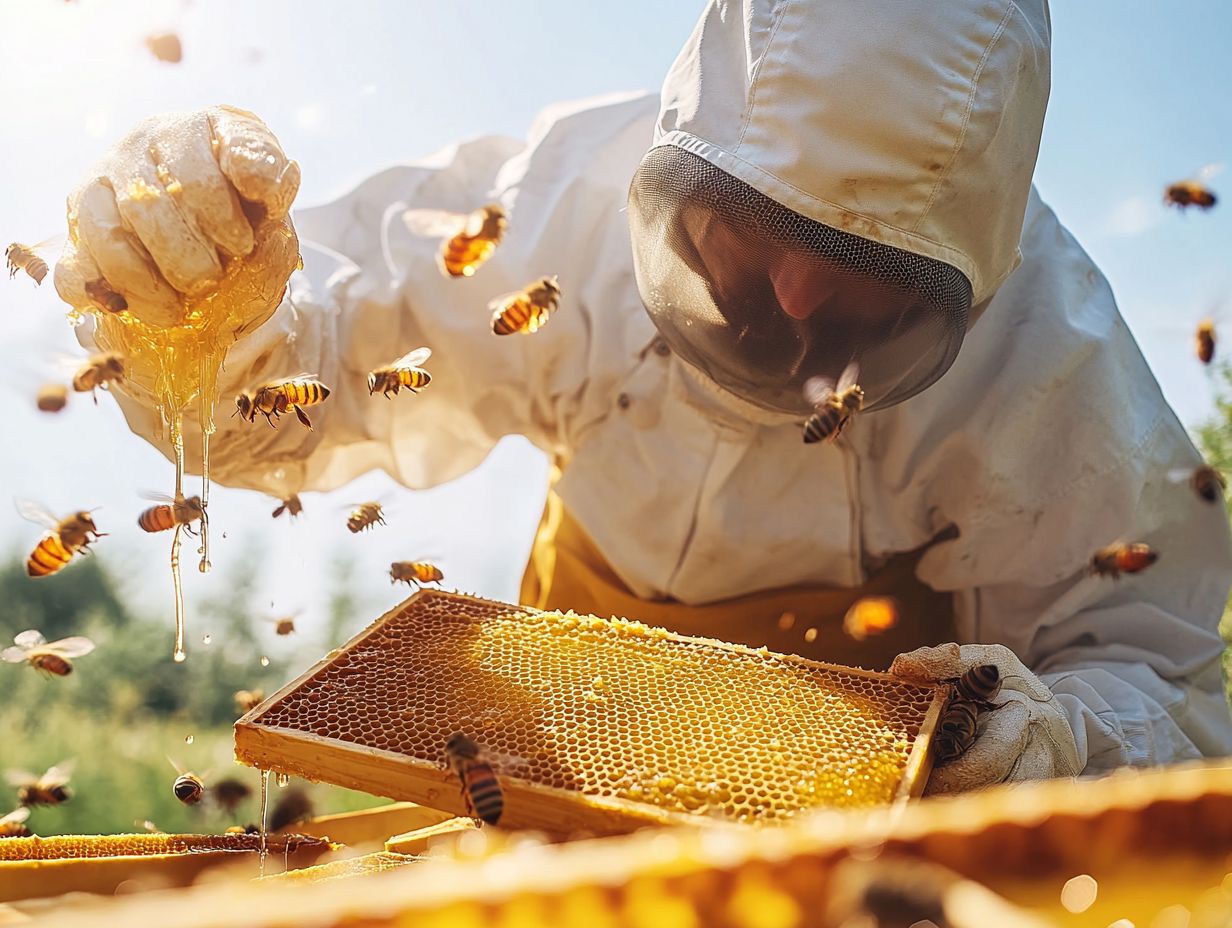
[[842, 596, 899, 642], [137, 493, 206, 535], [235, 375, 331, 429], [271, 494, 303, 519], [8, 762, 73, 807], [0, 808, 31, 839], [368, 347, 432, 398], [2, 629, 95, 677], [1089, 541, 1159, 579], [490, 276, 561, 336], [389, 560, 444, 588], [71, 352, 125, 403], [5, 242, 49, 285], [402, 203, 508, 279], [934, 664, 1003, 764], [346, 501, 386, 533], [445, 733, 504, 826], [16, 500, 106, 578], [802, 362, 864, 444]]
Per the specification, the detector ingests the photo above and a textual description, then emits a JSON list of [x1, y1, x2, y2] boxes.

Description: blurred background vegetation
[[0, 546, 386, 836], [1195, 363, 1232, 693]]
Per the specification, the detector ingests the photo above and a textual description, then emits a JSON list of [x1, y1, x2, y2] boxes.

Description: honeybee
[[234, 688, 265, 713], [346, 501, 386, 533], [0, 808, 31, 839], [490, 276, 561, 336], [235, 374, 331, 429], [71, 352, 125, 402], [169, 758, 206, 805], [1164, 164, 1222, 210], [268, 613, 299, 636], [1090, 542, 1159, 579], [945, 663, 1002, 709], [842, 596, 899, 641], [5, 242, 49, 285], [934, 700, 979, 764], [83, 279, 128, 314], [36, 383, 68, 413], [368, 347, 432, 398], [270, 787, 315, 832], [8, 762, 74, 807], [445, 733, 504, 826], [389, 560, 444, 588], [402, 204, 508, 278], [144, 30, 183, 63], [802, 362, 864, 444], [212, 777, 252, 814], [1196, 319, 1217, 365], [2, 629, 95, 677], [271, 494, 303, 519], [137, 492, 206, 534], [17, 499, 106, 578], [1169, 464, 1227, 504]]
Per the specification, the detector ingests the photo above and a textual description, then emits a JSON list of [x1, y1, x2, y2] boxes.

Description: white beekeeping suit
[[60, 0, 1232, 792]]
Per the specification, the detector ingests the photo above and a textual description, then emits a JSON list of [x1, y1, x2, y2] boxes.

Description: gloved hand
[[55, 106, 300, 331], [891, 643, 1081, 795]]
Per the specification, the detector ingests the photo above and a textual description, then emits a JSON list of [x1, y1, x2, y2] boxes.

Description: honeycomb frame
[[235, 590, 946, 835]]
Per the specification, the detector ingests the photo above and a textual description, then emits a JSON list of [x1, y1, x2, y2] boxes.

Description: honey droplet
[[173, 648, 187, 663], [803, 627, 819, 644], [184, 734, 194, 745], [202, 634, 212, 645], [276, 772, 290, 788], [260, 655, 270, 667]]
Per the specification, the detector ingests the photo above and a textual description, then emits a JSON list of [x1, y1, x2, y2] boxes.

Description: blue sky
[[0, 0, 1228, 646]]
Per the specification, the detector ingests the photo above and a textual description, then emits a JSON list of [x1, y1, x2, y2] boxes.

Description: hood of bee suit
[[627, 0, 1051, 415]]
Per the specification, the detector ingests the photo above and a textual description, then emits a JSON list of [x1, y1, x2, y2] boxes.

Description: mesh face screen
[[628, 147, 973, 414], [237, 591, 943, 830]]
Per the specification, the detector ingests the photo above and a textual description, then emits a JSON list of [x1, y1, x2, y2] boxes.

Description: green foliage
[[1195, 361, 1232, 704], [0, 551, 383, 835]]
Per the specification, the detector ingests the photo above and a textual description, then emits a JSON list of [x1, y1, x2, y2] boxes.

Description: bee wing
[[400, 208, 466, 238], [12, 630, 47, 650], [0, 807, 30, 826], [1, 647, 31, 664], [836, 360, 861, 392], [139, 489, 179, 504], [3, 771, 35, 787], [390, 347, 431, 369], [487, 749, 530, 775], [487, 288, 522, 312], [44, 636, 95, 658], [15, 499, 61, 531], [1196, 162, 1226, 181], [10, 236, 61, 254], [1167, 468, 1196, 485], [802, 376, 836, 408], [40, 761, 75, 787], [166, 755, 187, 776]]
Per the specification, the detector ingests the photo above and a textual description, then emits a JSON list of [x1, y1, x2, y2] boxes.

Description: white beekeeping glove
[[55, 106, 300, 330], [891, 643, 1082, 795]]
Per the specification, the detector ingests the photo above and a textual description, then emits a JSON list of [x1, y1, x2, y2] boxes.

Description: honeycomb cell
[[236, 591, 944, 831]]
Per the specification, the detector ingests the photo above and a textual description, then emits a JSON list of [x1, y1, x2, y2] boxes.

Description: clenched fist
[[55, 106, 300, 331]]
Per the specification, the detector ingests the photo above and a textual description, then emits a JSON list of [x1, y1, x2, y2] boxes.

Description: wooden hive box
[[234, 590, 945, 835]]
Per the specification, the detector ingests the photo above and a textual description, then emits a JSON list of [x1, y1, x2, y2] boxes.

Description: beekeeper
[[57, 0, 1232, 793]]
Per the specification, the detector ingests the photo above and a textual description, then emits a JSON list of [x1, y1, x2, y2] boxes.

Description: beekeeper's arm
[[56, 97, 659, 498], [891, 231, 1232, 791]]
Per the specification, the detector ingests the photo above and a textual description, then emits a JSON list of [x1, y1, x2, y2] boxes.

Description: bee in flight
[[368, 347, 432, 399], [268, 612, 299, 636], [137, 492, 206, 535], [346, 501, 386, 534], [490, 276, 561, 336], [8, 762, 73, 807], [2, 629, 95, 677], [271, 494, 303, 520], [169, 758, 206, 806], [933, 699, 979, 763], [235, 374, 330, 430], [270, 787, 315, 832], [16, 499, 106, 578], [802, 361, 865, 444], [211, 776, 252, 814], [0, 807, 31, 839], [5, 241, 50, 285], [1090, 541, 1158, 579], [36, 383, 68, 413], [1169, 464, 1226, 505], [389, 560, 444, 589], [71, 352, 125, 403], [945, 663, 1002, 710], [1164, 164, 1222, 211], [1196, 319, 1216, 365], [842, 596, 899, 642], [445, 733, 504, 826], [402, 203, 508, 278], [234, 688, 265, 714]]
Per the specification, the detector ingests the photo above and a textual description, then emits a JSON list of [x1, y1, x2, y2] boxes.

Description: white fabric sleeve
[[96, 93, 660, 501]]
